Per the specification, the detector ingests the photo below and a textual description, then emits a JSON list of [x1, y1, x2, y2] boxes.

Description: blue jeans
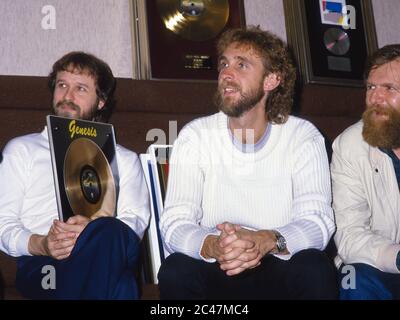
[[16, 217, 140, 300], [339, 263, 400, 300]]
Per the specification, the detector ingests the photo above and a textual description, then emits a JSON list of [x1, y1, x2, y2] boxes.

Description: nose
[[62, 87, 74, 101], [219, 66, 234, 82], [368, 86, 385, 105]]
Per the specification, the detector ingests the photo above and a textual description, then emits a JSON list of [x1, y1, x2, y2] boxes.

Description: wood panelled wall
[[0, 76, 365, 155]]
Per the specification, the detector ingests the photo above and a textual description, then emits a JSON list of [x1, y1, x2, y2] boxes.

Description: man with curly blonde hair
[[158, 27, 337, 299]]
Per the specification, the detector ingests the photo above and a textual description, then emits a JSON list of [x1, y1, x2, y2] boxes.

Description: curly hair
[[364, 44, 400, 80], [217, 26, 296, 124], [48, 51, 116, 123]]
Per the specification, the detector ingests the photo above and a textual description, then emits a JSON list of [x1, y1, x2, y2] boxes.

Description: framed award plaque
[[283, 0, 377, 87], [138, 0, 246, 81]]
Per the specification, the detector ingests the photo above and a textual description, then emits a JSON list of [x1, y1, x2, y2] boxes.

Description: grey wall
[[0, 0, 134, 77], [372, 0, 400, 48], [0, 0, 398, 78], [244, 0, 286, 41]]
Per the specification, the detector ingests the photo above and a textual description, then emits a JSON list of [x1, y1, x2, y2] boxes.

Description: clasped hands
[[202, 222, 277, 276], [43, 215, 90, 260]]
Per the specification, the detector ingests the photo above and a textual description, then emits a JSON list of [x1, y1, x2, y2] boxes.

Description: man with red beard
[[0, 52, 150, 299], [332, 45, 400, 299], [158, 27, 338, 299]]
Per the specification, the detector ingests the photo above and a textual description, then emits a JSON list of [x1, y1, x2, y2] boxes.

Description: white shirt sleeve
[[0, 140, 34, 256], [277, 134, 336, 255], [160, 126, 218, 260]]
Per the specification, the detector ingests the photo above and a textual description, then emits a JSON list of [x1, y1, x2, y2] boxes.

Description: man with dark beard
[[331, 45, 400, 299], [157, 27, 338, 299], [0, 52, 150, 299]]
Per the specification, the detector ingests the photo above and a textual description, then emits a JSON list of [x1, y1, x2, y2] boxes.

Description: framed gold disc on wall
[[132, 0, 246, 81]]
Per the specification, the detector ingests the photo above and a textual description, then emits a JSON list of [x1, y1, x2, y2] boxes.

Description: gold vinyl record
[[157, 0, 229, 41], [63, 138, 116, 219]]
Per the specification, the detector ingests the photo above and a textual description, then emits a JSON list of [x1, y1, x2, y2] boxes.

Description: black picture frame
[[283, 0, 377, 87]]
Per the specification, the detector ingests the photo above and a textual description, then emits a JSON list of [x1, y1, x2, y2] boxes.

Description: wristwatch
[[272, 230, 287, 253]]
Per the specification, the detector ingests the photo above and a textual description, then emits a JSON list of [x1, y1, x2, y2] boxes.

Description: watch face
[[272, 230, 286, 253], [277, 236, 286, 252]]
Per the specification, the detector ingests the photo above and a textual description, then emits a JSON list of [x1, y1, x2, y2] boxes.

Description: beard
[[362, 105, 400, 149], [214, 81, 265, 118], [53, 99, 98, 121]]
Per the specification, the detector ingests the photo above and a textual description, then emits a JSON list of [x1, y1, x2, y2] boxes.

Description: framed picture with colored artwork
[[283, 0, 378, 87]]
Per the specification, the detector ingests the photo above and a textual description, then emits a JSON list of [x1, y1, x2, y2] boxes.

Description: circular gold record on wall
[[323, 27, 350, 56], [157, 0, 229, 41], [64, 138, 116, 219]]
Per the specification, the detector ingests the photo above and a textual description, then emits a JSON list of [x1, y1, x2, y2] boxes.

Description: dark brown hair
[[48, 51, 116, 122], [364, 44, 400, 80], [217, 26, 296, 124]]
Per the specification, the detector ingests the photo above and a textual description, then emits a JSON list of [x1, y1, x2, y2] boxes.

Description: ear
[[97, 99, 105, 110], [263, 73, 281, 92]]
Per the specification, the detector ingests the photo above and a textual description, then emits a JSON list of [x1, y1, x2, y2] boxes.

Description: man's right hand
[[28, 221, 77, 260]]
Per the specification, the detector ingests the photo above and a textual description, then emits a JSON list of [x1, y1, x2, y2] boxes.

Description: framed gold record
[[284, 0, 377, 87], [47, 115, 120, 222], [64, 138, 116, 219], [140, 0, 246, 80]]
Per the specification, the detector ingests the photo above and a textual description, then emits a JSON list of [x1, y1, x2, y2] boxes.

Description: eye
[[57, 82, 67, 88], [218, 61, 228, 71], [238, 62, 247, 69], [78, 86, 88, 92], [387, 85, 398, 92], [366, 84, 375, 91]]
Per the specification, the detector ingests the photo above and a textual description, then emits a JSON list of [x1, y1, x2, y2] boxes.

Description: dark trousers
[[16, 217, 140, 300], [158, 249, 338, 300], [339, 263, 400, 300]]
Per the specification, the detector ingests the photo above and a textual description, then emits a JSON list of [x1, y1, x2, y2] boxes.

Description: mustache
[[366, 104, 391, 115], [56, 100, 80, 111], [219, 81, 241, 91]]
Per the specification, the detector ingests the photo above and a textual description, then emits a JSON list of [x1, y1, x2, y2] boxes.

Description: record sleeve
[[47, 115, 120, 222], [140, 144, 172, 284]]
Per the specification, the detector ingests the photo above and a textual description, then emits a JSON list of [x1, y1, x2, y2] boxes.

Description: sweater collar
[[217, 111, 282, 161]]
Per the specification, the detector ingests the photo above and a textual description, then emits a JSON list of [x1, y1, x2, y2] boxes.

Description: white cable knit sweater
[[160, 112, 335, 261]]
